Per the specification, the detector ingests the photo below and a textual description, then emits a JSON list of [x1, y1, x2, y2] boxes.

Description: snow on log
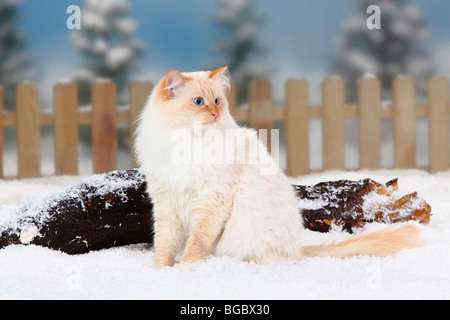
[[296, 178, 431, 233], [0, 170, 431, 254], [0, 170, 153, 254]]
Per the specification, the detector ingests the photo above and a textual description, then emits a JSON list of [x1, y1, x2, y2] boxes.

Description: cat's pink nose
[[212, 112, 219, 119]]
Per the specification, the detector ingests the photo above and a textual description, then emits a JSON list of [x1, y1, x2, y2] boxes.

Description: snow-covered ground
[[0, 169, 449, 300]]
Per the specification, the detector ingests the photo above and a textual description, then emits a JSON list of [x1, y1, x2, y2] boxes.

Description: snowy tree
[[329, 0, 434, 101], [212, 0, 270, 104], [70, 0, 144, 105], [0, 0, 34, 110]]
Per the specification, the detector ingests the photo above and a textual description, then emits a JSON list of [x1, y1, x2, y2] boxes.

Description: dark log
[[295, 178, 431, 233], [0, 169, 431, 254], [0, 170, 154, 254]]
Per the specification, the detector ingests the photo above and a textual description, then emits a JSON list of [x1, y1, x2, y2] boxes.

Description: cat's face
[[153, 67, 230, 128]]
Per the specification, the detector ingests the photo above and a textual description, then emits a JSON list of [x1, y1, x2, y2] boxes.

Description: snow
[[82, 11, 108, 32], [85, 0, 129, 14], [115, 18, 137, 36], [106, 47, 133, 70], [344, 50, 380, 74], [0, 169, 449, 299], [359, 72, 376, 79]]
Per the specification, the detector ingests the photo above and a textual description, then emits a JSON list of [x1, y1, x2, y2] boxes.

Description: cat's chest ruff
[[153, 160, 238, 193], [149, 134, 240, 190]]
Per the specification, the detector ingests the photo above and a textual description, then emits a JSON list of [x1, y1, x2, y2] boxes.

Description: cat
[[134, 66, 421, 268]]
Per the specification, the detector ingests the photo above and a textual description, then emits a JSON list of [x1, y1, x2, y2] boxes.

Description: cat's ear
[[209, 66, 230, 92], [163, 70, 186, 97], [209, 66, 228, 79]]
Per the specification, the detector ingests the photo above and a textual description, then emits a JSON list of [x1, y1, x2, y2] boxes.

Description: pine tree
[[212, 0, 270, 105], [329, 0, 434, 101], [70, 0, 144, 105], [0, 0, 33, 110]]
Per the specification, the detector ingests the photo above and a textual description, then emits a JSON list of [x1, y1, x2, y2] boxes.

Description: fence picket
[[393, 77, 416, 169], [358, 78, 381, 169], [249, 79, 273, 153], [428, 77, 449, 173], [0, 86, 3, 178], [285, 79, 309, 176], [228, 81, 237, 116], [323, 78, 346, 170], [92, 81, 118, 174], [129, 81, 152, 169], [54, 83, 79, 175], [17, 83, 40, 178]]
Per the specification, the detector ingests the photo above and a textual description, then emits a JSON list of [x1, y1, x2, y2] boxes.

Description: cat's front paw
[[177, 261, 199, 271], [180, 249, 206, 264], [153, 263, 169, 270], [153, 258, 175, 269]]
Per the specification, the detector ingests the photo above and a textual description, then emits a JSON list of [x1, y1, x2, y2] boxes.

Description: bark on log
[[296, 178, 431, 233], [0, 170, 154, 254], [0, 169, 431, 255]]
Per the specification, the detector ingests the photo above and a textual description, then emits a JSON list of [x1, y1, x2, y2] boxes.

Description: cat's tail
[[301, 224, 421, 259]]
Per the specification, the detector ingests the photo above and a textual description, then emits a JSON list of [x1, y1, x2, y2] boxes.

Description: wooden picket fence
[[241, 76, 450, 176], [0, 76, 449, 179], [0, 81, 152, 179]]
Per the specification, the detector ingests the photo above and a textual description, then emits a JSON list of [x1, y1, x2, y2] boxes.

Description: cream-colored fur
[[301, 224, 421, 258], [134, 67, 421, 268]]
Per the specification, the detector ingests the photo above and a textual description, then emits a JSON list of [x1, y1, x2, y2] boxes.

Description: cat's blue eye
[[193, 97, 204, 106], [215, 97, 220, 106]]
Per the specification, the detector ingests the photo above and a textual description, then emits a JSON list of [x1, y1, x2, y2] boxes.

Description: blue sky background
[[2, 0, 449, 173], [14, 0, 450, 104]]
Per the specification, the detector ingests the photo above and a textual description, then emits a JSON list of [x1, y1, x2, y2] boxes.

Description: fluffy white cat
[[135, 67, 420, 268]]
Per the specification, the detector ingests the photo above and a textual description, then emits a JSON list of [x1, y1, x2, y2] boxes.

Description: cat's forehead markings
[[178, 71, 219, 99], [200, 81, 216, 99]]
